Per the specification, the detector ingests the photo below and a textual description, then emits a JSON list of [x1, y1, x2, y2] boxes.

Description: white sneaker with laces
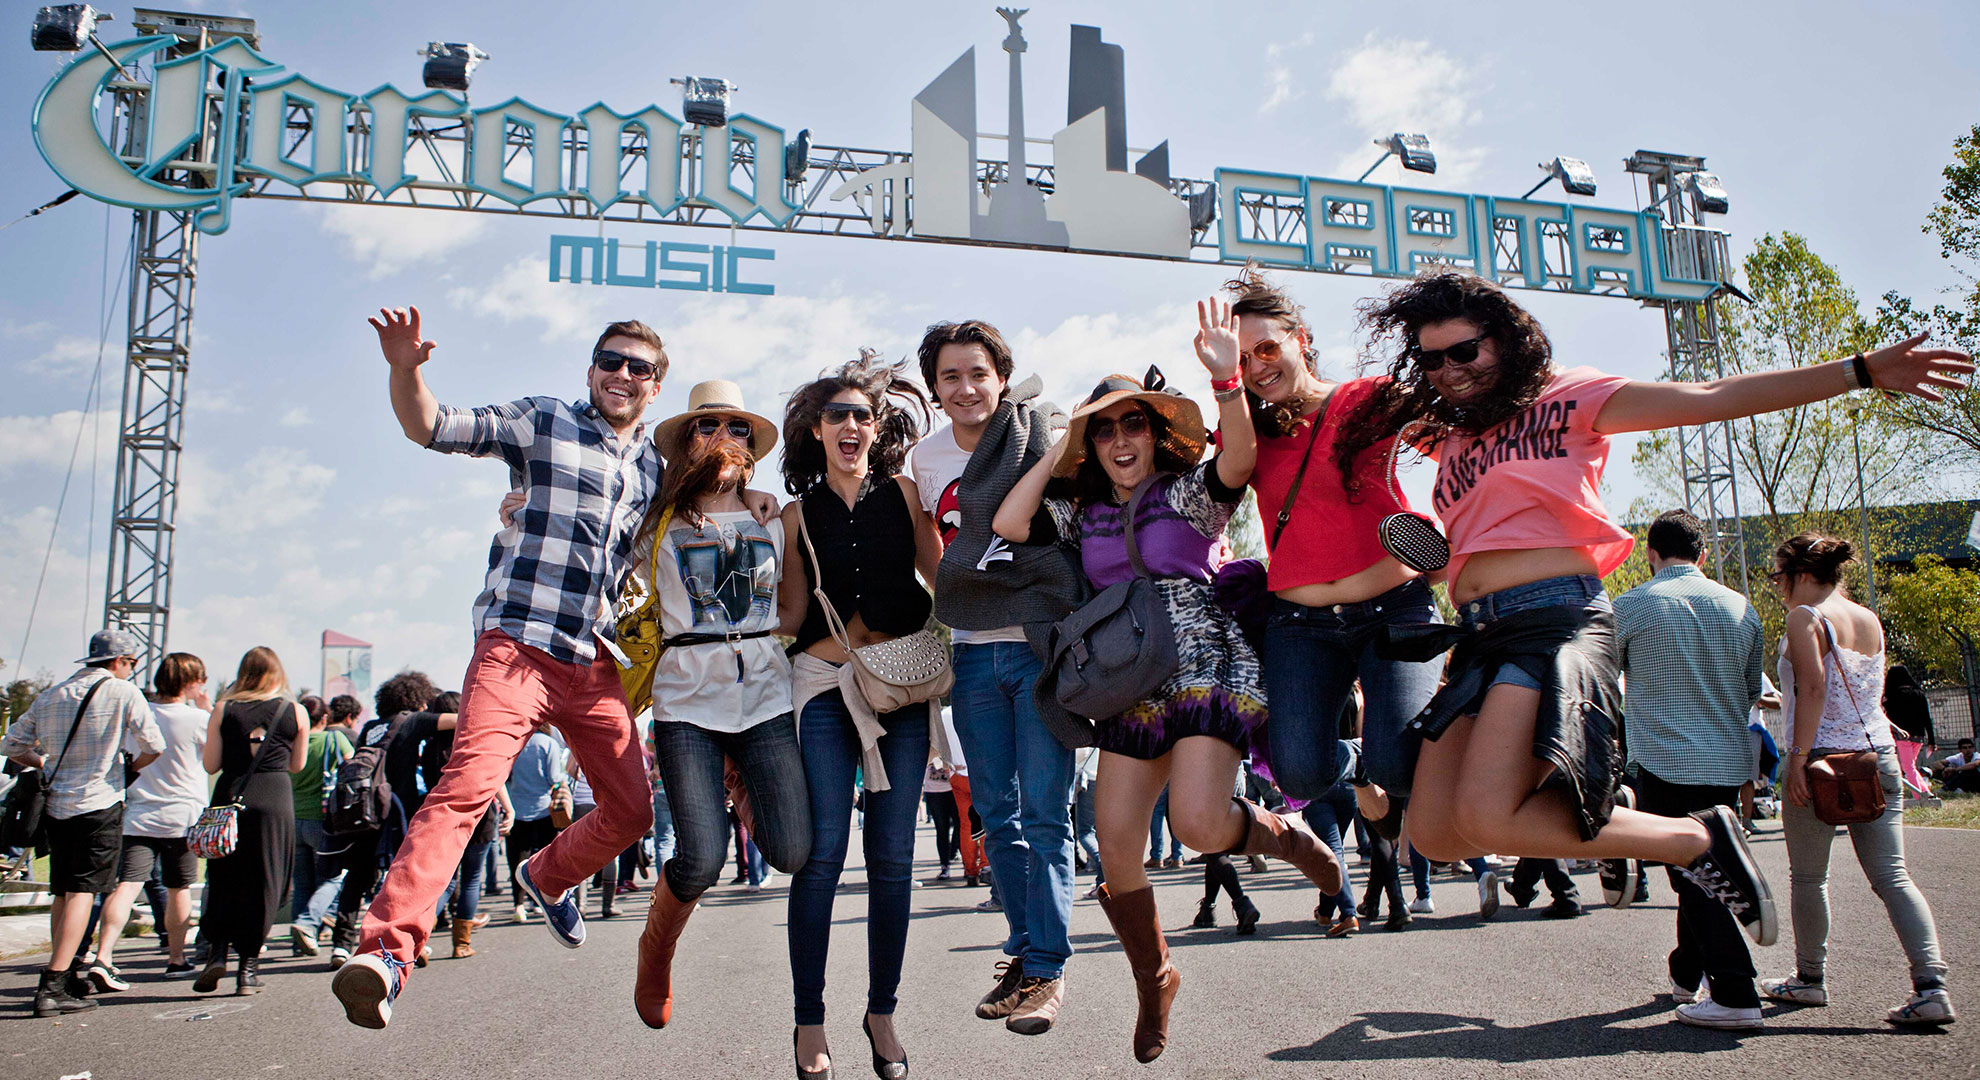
[[1674, 997, 1763, 1030], [1887, 988, 1956, 1027], [1477, 872, 1500, 920], [1760, 976, 1826, 1006], [1407, 896, 1435, 915], [1670, 977, 1701, 1005]]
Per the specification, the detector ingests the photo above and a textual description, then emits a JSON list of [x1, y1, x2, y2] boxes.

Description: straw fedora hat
[[1053, 365, 1207, 478], [652, 380, 779, 461]]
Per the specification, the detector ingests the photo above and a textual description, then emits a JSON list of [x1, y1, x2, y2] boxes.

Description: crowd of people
[[4, 266, 1969, 1066]]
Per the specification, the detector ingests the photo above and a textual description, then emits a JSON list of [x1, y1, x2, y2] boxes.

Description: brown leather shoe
[[1229, 798, 1343, 894], [1005, 975, 1065, 1036], [1096, 884, 1180, 1062], [634, 884, 696, 1028], [451, 919, 474, 959], [974, 959, 1027, 1019], [1326, 912, 1359, 938]]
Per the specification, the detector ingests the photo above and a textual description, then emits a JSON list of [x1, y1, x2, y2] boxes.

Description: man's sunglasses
[[692, 416, 756, 441], [1087, 411, 1151, 444], [592, 349, 660, 380], [820, 403, 876, 425], [1411, 336, 1488, 373]]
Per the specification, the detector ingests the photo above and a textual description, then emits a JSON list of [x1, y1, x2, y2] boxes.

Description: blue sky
[[3, 0, 1976, 690]]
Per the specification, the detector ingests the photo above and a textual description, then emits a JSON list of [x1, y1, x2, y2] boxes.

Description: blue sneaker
[[332, 952, 408, 1029], [517, 858, 586, 949]]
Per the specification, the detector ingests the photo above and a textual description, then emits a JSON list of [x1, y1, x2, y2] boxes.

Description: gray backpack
[[1039, 475, 1179, 723]]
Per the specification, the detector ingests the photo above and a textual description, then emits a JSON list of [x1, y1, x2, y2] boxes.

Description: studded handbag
[[797, 496, 953, 714], [1377, 431, 1449, 574]]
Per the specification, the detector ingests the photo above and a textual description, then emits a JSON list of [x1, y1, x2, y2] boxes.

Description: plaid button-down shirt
[[429, 396, 661, 665], [2, 667, 163, 818]]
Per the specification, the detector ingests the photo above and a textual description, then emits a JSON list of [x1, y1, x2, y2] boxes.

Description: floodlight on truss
[[674, 76, 738, 128], [30, 3, 106, 51], [419, 42, 488, 94], [1681, 171, 1730, 215], [1358, 133, 1435, 182], [1523, 156, 1598, 198]]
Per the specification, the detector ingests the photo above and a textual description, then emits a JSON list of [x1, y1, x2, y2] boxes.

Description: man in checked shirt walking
[[335, 307, 764, 1028]]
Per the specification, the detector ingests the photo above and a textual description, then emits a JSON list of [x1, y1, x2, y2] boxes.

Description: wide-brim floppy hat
[[1053, 365, 1207, 478], [652, 380, 779, 462]]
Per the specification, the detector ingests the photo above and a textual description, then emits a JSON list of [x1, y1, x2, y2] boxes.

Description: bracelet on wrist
[[1213, 384, 1245, 402], [1787, 746, 1810, 757], [1852, 353, 1874, 391], [1210, 374, 1242, 393]]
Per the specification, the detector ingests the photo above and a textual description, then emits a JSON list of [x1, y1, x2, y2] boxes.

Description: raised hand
[[367, 305, 436, 371], [1194, 297, 1241, 382], [1863, 332, 1974, 400]]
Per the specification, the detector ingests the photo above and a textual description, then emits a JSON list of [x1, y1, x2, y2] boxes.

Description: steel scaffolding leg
[[1661, 297, 1748, 593], [103, 208, 198, 678]]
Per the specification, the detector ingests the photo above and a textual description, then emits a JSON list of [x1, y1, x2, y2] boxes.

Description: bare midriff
[[1449, 546, 1602, 606], [1274, 553, 1419, 608], [804, 611, 900, 664]]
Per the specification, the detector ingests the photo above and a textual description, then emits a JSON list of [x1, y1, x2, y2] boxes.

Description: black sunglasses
[[1412, 336, 1488, 373], [592, 349, 660, 380], [1087, 410, 1151, 444], [691, 416, 756, 441], [820, 403, 876, 425]]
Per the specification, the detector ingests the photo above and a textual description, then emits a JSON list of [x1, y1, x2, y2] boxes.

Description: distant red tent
[[321, 630, 372, 649]]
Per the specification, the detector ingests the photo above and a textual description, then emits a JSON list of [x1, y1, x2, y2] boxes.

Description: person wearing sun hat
[[992, 299, 1345, 1063], [651, 379, 781, 463]]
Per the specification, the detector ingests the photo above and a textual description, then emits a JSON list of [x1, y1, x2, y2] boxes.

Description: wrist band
[[1213, 384, 1245, 402], [1851, 353, 1874, 391], [1210, 374, 1242, 393]]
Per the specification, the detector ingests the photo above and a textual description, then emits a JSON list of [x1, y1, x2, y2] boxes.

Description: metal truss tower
[[1626, 151, 1747, 593]]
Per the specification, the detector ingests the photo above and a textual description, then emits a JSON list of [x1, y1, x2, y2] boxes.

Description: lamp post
[[1848, 400, 1879, 611]]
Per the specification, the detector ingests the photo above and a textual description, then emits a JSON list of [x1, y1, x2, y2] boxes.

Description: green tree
[[1882, 555, 1980, 683]]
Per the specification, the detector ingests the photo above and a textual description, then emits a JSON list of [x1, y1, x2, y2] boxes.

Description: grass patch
[[1906, 796, 1980, 829]]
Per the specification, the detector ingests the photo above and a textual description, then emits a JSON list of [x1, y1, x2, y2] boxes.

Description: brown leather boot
[[451, 919, 474, 959], [634, 884, 695, 1028], [1229, 798, 1343, 895], [1096, 884, 1180, 1063]]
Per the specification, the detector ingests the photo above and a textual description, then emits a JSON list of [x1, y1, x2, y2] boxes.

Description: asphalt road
[[4, 820, 1973, 1080]]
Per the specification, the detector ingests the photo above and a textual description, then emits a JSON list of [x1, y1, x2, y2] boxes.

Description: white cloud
[[0, 409, 119, 473], [178, 447, 336, 530], [13, 335, 111, 384], [316, 203, 490, 280], [447, 255, 612, 343], [2, 319, 55, 339], [656, 292, 912, 411], [1324, 35, 1487, 184], [1259, 32, 1315, 115], [279, 407, 311, 428]]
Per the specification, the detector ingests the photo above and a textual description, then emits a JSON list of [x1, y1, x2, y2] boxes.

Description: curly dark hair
[[328, 694, 363, 725], [1335, 270, 1555, 486], [781, 350, 932, 496], [1222, 266, 1323, 439], [1048, 402, 1199, 508], [375, 670, 439, 719]]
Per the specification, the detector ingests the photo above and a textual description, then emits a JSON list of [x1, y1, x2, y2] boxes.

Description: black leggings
[[1201, 854, 1247, 905], [1359, 823, 1405, 917], [925, 790, 961, 868]]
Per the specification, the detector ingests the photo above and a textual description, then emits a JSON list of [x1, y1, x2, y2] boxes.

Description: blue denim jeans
[[787, 690, 930, 1025], [949, 641, 1076, 979], [1300, 787, 1359, 918], [1262, 578, 1445, 798], [651, 776, 677, 868], [438, 834, 491, 920], [653, 714, 812, 901], [1454, 576, 1608, 691], [291, 818, 345, 934], [1073, 783, 1103, 885], [1148, 788, 1182, 860]]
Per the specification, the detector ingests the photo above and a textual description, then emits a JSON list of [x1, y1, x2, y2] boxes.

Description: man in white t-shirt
[[1939, 738, 1980, 794]]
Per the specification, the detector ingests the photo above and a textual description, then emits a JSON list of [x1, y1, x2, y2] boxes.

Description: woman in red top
[[1344, 271, 1969, 983]]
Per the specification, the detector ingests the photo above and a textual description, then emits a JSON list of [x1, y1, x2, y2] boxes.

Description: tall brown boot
[[1228, 798, 1344, 894], [1096, 884, 1181, 1064], [634, 883, 696, 1029], [451, 918, 474, 959]]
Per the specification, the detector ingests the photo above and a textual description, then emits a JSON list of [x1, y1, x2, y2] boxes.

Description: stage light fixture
[[419, 42, 488, 94], [673, 76, 738, 128], [1358, 133, 1436, 181], [31, 4, 107, 52], [1188, 185, 1218, 232], [1522, 156, 1598, 199], [1682, 171, 1729, 215], [783, 128, 812, 184]]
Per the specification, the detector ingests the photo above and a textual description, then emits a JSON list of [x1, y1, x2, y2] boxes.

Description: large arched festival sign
[[29, 5, 1747, 676]]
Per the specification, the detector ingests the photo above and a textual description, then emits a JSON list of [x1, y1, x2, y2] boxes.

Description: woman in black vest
[[779, 351, 943, 1079]]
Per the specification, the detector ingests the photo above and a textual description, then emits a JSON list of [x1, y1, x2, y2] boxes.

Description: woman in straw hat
[[631, 380, 814, 1033], [991, 302, 1344, 1064], [778, 350, 942, 1080]]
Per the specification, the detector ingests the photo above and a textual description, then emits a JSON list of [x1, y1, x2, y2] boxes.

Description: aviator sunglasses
[[820, 403, 876, 425], [1411, 336, 1489, 373], [592, 349, 660, 380], [692, 416, 756, 441], [1087, 410, 1151, 443]]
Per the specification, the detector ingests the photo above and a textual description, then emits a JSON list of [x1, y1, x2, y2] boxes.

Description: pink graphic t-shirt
[[1428, 366, 1635, 586]]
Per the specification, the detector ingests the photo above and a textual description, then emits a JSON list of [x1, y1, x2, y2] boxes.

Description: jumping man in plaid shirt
[[334, 307, 773, 1028]]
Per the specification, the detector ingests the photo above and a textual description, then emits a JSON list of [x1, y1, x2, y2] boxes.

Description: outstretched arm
[[1594, 332, 1972, 435], [370, 306, 441, 445], [1195, 297, 1256, 489]]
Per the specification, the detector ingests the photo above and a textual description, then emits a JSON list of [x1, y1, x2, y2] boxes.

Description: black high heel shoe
[[794, 1026, 832, 1080], [862, 1015, 908, 1080]]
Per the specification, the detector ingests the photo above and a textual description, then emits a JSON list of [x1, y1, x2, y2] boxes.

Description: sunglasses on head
[[820, 403, 875, 425], [592, 349, 660, 380], [691, 416, 756, 441], [1411, 336, 1488, 373], [1087, 410, 1151, 444]]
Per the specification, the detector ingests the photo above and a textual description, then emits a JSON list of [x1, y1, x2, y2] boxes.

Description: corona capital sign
[[32, 22, 1718, 302]]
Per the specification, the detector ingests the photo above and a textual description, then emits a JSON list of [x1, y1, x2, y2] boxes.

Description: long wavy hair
[[1336, 271, 1555, 482], [1223, 266, 1325, 439], [649, 438, 756, 534], [219, 646, 288, 703], [781, 350, 932, 496]]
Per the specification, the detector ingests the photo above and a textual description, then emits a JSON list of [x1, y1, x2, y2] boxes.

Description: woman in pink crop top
[[1347, 270, 1969, 966]]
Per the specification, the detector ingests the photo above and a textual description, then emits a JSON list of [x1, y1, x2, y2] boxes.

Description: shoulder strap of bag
[[1270, 384, 1341, 551], [224, 699, 289, 805], [796, 494, 859, 655], [45, 676, 110, 784], [1810, 611, 1880, 745], [1121, 473, 1165, 581]]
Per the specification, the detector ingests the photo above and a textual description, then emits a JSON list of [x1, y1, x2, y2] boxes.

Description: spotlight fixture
[[783, 128, 812, 184], [1681, 171, 1729, 215], [419, 42, 488, 94], [1188, 185, 1218, 232], [1523, 156, 1598, 199], [30, 4, 107, 52], [673, 76, 738, 128], [1358, 133, 1435, 182]]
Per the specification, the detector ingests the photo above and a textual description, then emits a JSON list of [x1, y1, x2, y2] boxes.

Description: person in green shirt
[[289, 694, 355, 956]]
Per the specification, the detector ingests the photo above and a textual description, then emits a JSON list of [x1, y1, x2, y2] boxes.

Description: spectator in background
[[425, 691, 510, 960], [4, 629, 163, 1017], [924, 757, 961, 882], [326, 695, 362, 741], [329, 671, 443, 969], [1505, 858, 1583, 918], [91, 652, 208, 988], [1883, 665, 1936, 798], [289, 694, 353, 958], [507, 727, 565, 923], [1938, 738, 1980, 795]]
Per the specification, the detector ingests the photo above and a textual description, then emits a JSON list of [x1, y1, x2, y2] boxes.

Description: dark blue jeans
[[949, 642, 1076, 979], [653, 714, 811, 901], [1262, 578, 1445, 798], [438, 834, 491, 920], [1301, 786, 1360, 919], [788, 691, 930, 1025]]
